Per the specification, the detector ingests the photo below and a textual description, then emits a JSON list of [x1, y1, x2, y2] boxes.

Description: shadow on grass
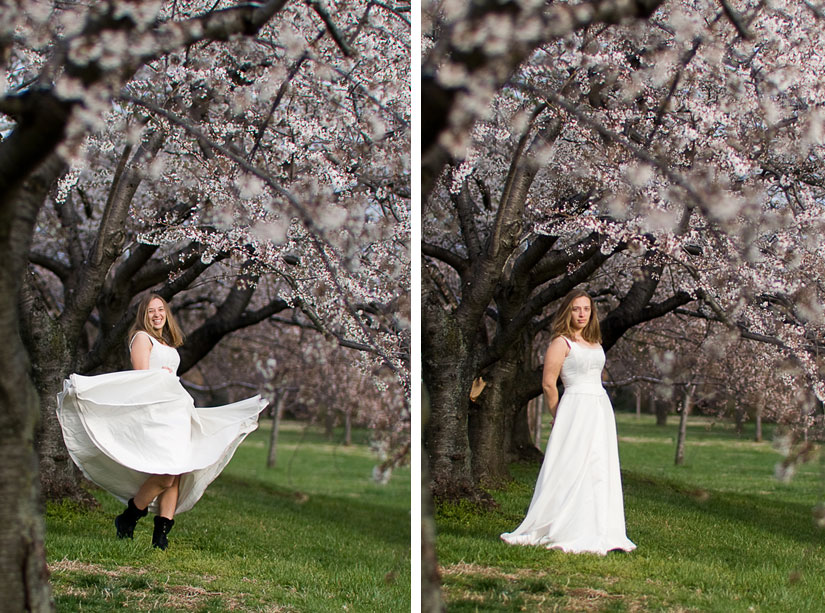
[[622, 469, 823, 550], [204, 472, 411, 550]]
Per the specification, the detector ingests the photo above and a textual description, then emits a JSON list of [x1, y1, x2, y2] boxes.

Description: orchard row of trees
[[423, 0, 825, 608], [1, 0, 410, 610]]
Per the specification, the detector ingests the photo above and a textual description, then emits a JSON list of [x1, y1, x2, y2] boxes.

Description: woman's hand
[[162, 367, 174, 374]]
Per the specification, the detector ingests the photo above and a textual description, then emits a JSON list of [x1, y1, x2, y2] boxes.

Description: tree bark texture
[[469, 348, 522, 486], [0, 147, 54, 612], [422, 301, 477, 499], [421, 385, 446, 613]]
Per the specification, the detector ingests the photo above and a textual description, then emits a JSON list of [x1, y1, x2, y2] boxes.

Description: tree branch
[[482, 246, 613, 368], [28, 252, 71, 282], [452, 184, 482, 259], [422, 241, 468, 274]]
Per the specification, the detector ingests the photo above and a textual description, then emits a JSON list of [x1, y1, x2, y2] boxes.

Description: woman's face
[[570, 296, 591, 331], [147, 298, 167, 331]]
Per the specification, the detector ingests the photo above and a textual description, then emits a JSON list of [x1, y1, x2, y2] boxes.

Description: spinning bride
[[501, 289, 636, 555], [57, 294, 268, 550]]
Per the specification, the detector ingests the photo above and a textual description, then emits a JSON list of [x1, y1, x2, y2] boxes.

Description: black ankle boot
[[114, 498, 148, 539], [152, 516, 175, 550]]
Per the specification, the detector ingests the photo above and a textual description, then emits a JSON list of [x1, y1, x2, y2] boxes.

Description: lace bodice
[[560, 337, 605, 392], [130, 331, 181, 374]]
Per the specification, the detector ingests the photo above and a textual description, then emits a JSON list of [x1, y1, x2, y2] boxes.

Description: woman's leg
[[116, 474, 178, 542], [133, 474, 177, 510], [152, 475, 180, 550], [157, 475, 180, 519]]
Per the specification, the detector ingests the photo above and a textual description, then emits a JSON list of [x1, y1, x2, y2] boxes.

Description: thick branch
[[452, 186, 482, 259], [178, 289, 290, 374], [454, 119, 561, 332], [58, 130, 166, 340], [0, 91, 71, 211], [482, 246, 613, 368], [422, 242, 468, 275], [511, 234, 558, 284], [527, 233, 601, 290], [28, 252, 71, 282]]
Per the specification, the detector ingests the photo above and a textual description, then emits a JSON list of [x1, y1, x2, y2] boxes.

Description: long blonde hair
[[550, 289, 601, 344], [128, 293, 185, 348]]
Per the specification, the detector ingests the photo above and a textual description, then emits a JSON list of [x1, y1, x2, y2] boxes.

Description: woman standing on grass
[[500, 289, 636, 555], [57, 293, 268, 550]]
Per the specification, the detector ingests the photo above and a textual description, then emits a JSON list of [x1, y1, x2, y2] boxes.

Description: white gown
[[500, 337, 636, 555], [56, 331, 268, 514]]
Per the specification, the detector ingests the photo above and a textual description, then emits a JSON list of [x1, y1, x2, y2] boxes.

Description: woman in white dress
[[500, 289, 636, 555], [56, 294, 268, 550]]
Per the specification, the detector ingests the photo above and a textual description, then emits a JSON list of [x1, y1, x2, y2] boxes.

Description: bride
[[500, 289, 636, 555], [57, 293, 268, 550]]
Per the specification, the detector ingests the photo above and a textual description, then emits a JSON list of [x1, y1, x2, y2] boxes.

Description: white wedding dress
[[56, 331, 268, 514], [501, 337, 636, 555]]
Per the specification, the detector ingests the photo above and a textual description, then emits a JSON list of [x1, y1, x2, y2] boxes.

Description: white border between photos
[[410, 0, 421, 610]]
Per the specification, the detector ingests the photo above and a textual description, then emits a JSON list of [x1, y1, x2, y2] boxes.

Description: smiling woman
[[56, 293, 268, 551]]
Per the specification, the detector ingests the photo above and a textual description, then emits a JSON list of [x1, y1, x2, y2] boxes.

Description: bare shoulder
[[546, 336, 570, 359], [130, 331, 153, 351]]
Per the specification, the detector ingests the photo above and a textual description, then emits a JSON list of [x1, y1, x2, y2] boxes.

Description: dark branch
[[422, 241, 468, 274]]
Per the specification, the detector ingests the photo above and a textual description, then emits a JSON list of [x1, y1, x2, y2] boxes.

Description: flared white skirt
[[56, 369, 267, 514]]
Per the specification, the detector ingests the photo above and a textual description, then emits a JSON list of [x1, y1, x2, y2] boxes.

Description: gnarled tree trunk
[[0, 144, 60, 612], [469, 350, 521, 486], [422, 302, 477, 499]]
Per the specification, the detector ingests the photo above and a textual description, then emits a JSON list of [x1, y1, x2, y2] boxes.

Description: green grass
[[436, 413, 825, 612], [46, 420, 410, 612]]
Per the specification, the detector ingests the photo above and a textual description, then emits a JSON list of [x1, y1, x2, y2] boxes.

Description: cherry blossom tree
[[1, 0, 409, 608], [423, 0, 825, 505]]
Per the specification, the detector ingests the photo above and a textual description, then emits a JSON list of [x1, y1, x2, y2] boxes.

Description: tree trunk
[[507, 337, 544, 464], [420, 385, 446, 612], [0, 147, 57, 610], [422, 303, 476, 500], [344, 407, 352, 446], [735, 406, 746, 435], [655, 397, 668, 426], [267, 391, 286, 469], [674, 386, 694, 466], [509, 400, 544, 463], [470, 345, 526, 486], [635, 386, 641, 419], [323, 403, 334, 440], [755, 402, 763, 443], [19, 278, 95, 503], [0, 340, 53, 612], [529, 396, 543, 449]]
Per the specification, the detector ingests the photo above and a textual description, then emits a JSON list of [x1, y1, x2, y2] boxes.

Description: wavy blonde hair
[[128, 293, 185, 348], [550, 289, 601, 344]]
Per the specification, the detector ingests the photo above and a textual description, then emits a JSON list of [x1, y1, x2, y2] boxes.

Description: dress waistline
[[562, 383, 607, 395]]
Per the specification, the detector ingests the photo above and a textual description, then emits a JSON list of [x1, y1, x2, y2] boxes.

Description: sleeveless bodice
[[130, 331, 180, 373], [560, 337, 605, 394]]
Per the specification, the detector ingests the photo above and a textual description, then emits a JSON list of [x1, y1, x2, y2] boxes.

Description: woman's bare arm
[[542, 337, 569, 418], [130, 333, 152, 370]]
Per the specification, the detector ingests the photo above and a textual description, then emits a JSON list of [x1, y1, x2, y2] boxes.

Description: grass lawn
[[436, 413, 825, 612], [46, 419, 410, 612]]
